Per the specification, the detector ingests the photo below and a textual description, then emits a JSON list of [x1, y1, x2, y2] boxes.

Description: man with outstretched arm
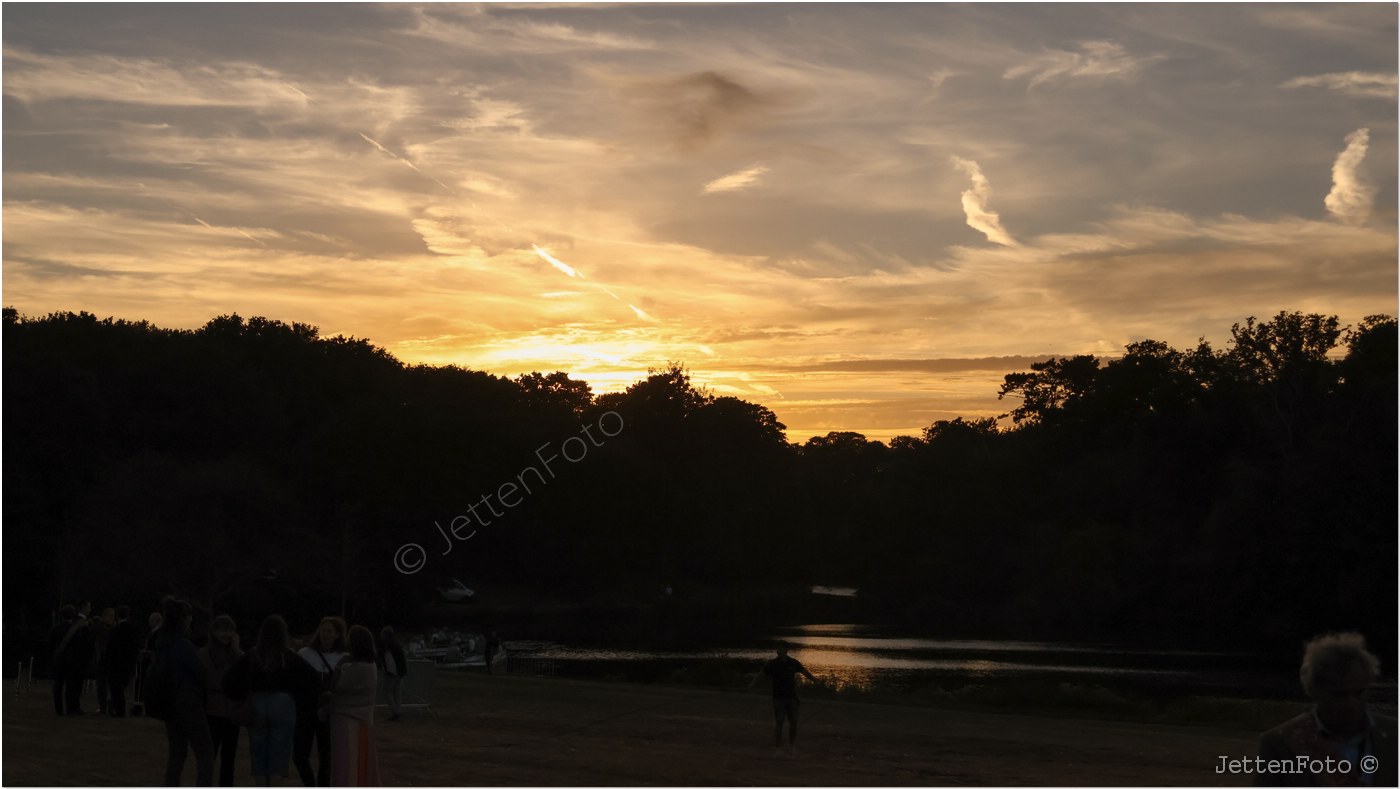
[[749, 640, 822, 754]]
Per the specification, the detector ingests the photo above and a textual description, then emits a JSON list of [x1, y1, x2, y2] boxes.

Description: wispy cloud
[[3, 4, 1396, 441], [927, 68, 958, 93], [1004, 41, 1151, 88], [2, 47, 310, 109], [408, 6, 654, 53], [702, 165, 769, 194], [950, 157, 1018, 247], [1324, 128, 1374, 226], [1281, 71, 1398, 100]]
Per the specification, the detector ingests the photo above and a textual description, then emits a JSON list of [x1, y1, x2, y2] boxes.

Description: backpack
[[141, 644, 177, 721]]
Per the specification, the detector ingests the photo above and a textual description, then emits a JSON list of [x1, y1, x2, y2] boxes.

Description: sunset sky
[[4, 3, 1396, 442]]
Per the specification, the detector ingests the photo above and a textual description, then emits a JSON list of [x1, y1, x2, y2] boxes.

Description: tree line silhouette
[[4, 306, 1394, 657]]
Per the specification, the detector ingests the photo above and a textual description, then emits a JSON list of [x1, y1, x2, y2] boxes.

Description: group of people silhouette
[[49, 596, 410, 787], [48, 601, 141, 719]]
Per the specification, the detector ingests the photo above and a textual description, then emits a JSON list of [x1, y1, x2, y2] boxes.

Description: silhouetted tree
[[997, 354, 1101, 425], [516, 371, 594, 417]]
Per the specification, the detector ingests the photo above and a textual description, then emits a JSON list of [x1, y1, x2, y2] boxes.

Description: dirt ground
[[4, 671, 1263, 786]]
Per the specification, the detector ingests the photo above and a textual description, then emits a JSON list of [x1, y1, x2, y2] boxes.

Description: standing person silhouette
[[153, 596, 213, 787], [92, 607, 116, 715], [293, 618, 346, 787], [133, 610, 164, 717], [48, 605, 83, 716], [329, 626, 382, 786], [484, 631, 502, 675], [224, 615, 318, 787], [200, 616, 244, 787], [377, 627, 408, 722], [749, 641, 822, 755], [71, 601, 97, 713], [105, 606, 141, 717], [147, 611, 165, 650]]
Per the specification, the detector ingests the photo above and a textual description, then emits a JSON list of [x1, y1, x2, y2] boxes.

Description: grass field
[[5, 670, 1265, 786]]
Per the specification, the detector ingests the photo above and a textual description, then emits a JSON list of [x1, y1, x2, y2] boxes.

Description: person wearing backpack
[[151, 596, 213, 786], [293, 617, 346, 787]]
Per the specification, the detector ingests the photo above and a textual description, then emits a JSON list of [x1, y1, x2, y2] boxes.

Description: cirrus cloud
[[1281, 71, 1398, 100], [702, 164, 769, 194], [2, 3, 1395, 442], [1003, 41, 1154, 88]]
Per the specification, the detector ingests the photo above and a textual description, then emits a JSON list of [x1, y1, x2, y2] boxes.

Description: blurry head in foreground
[[1300, 632, 1380, 737]]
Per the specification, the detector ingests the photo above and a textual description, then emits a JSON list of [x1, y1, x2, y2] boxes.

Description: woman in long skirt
[[329, 626, 381, 787]]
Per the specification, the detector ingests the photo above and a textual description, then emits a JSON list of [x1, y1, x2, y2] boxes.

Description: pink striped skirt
[[329, 713, 381, 786]]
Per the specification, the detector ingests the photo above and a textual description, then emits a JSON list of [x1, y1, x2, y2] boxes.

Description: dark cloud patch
[[699, 326, 833, 345], [226, 208, 434, 260], [1045, 241, 1397, 322], [630, 71, 780, 150], [2, 254, 164, 282]]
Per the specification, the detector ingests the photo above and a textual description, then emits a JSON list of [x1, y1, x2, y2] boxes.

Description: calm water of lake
[[508, 623, 1399, 704]]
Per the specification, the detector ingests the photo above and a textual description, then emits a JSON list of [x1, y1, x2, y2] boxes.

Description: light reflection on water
[[511, 624, 1395, 703], [780, 624, 1243, 657], [818, 666, 882, 693], [532, 645, 1194, 677]]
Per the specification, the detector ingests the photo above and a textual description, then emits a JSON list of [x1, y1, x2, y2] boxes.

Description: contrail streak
[[187, 212, 267, 247], [532, 244, 582, 278], [359, 132, 456, 195], [532, 244, 655, 322]]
